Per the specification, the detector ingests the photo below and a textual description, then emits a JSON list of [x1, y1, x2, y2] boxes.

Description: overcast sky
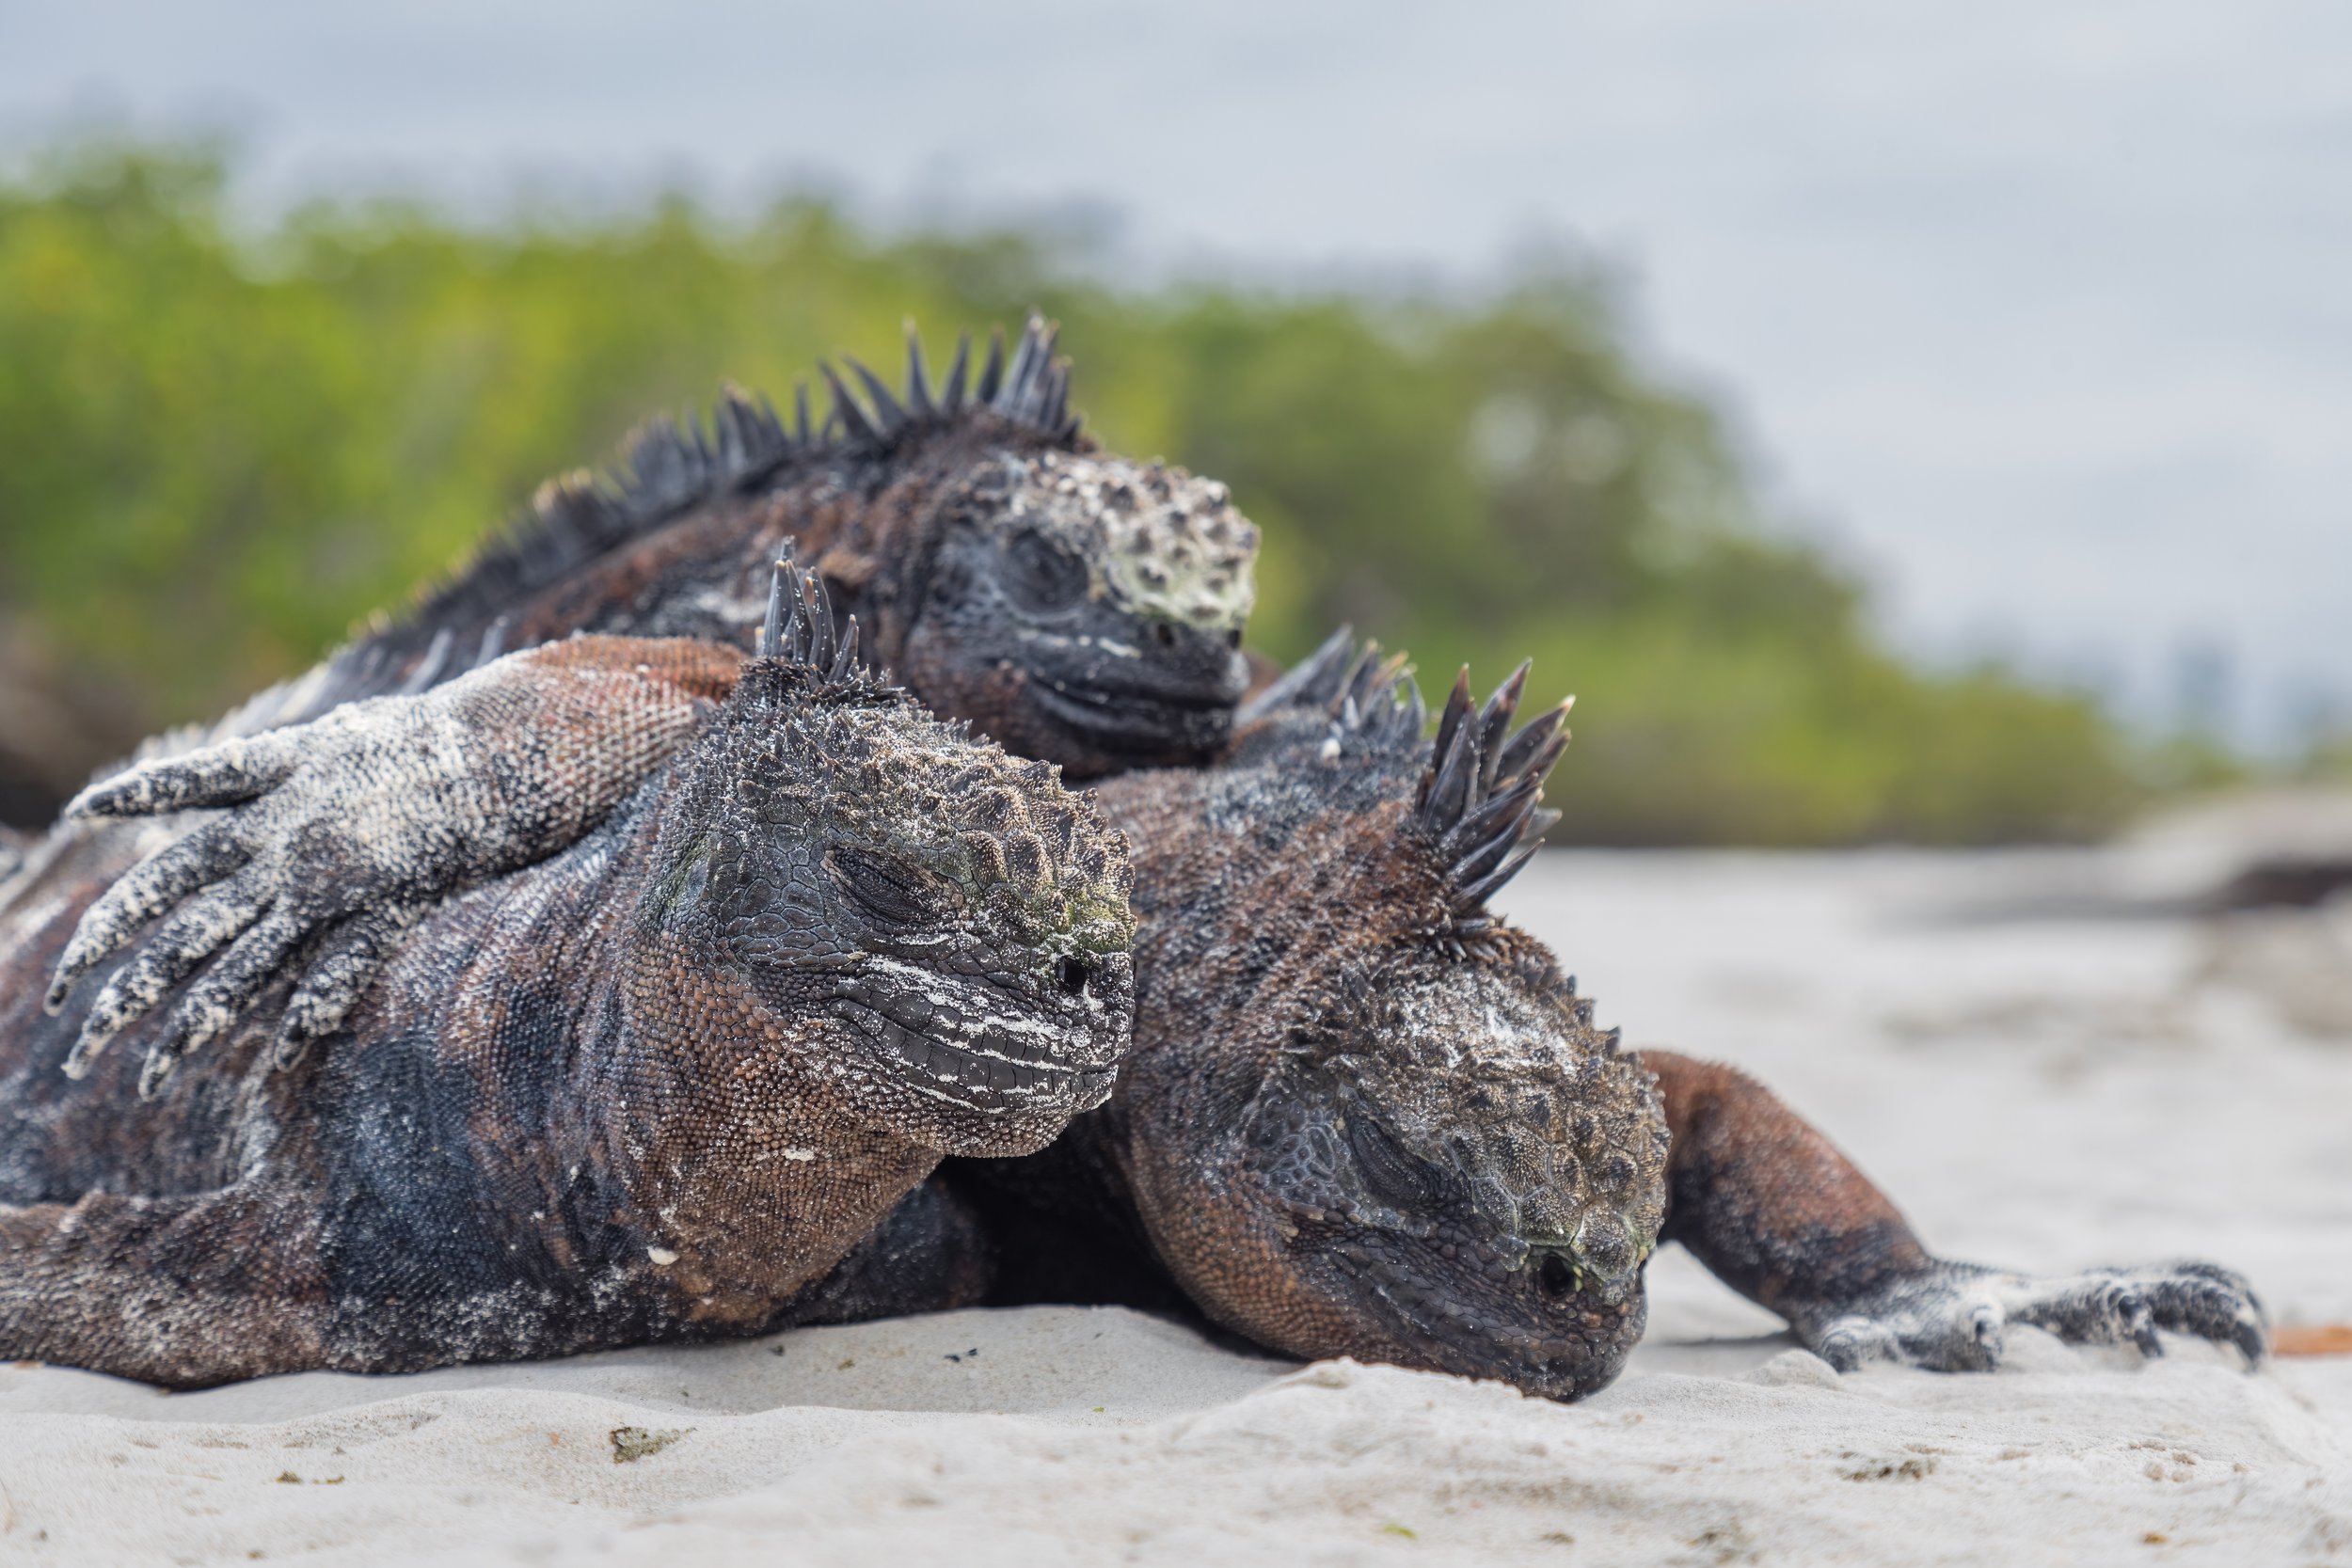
[[7, 0, 2346, 743]]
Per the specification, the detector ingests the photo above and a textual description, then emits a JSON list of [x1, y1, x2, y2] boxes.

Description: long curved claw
[[65, 865, 274, 1076], [2134, 1260, 2269, 1366], [2002, 1260, 2268, 1365], [47, 818, 249, 1011], [44, 637, 732, 1087], [65, 733, 300, 820], [273, 900, 430, 1070], [137, 908, 310, 1095], [1799, 1257, 2270, 1375]]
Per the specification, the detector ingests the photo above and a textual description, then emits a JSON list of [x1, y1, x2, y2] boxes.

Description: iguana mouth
[[1025, 677, 1236, 750], [1354, 1261, 1645, 1402], [834, 999, 1119, 1115]]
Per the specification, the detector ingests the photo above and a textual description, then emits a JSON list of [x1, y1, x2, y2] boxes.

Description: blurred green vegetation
[[0, 140, 2150, 843], [2296, 734, 2352, 784]]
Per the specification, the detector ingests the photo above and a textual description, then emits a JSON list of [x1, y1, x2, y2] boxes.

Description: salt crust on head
[[993, 452, 1260, 631], [1320, 959, 1666, 1269], [795, 702, 1136, 961]]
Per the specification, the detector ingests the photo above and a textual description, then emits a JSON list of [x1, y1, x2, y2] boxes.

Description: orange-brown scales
[[0, 569, 1135, 1386]]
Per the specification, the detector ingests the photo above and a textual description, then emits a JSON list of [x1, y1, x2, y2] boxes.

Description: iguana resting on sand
[[945, 638, 2270, 1397], [0, 567, 1136, 1386], [16, 613, 2266, 1392], [24, 319, 1255, 1080]]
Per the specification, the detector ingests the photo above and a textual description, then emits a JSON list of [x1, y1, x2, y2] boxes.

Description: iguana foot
[[44, 635, 741, 1088], [1798, 1259, 2268, 1372]]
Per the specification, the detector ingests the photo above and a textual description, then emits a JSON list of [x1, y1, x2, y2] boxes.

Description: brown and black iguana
[[946, 637, 2269, 1396], [24, 320, 1256, 1081], [0, 567, 1136, 1386]]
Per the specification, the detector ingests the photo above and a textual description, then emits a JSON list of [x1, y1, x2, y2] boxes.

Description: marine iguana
[[26, 621, 2268, 1395], [0, 566, 1136, 1386], [29, 319, 1256, 1077], [945, 636, 2270, 1396]]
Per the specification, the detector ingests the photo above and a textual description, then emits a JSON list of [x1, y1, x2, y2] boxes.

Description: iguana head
[[903, 446, 1256, 776], [645, 563, 1136, 1157], [815, 324, 1258, 776], [1226, 941, 1666, 1401], [1120, 642, 1667, 1401]]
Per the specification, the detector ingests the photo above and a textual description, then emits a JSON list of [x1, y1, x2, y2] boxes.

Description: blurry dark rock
[[0, 614, 147, 830], [1928, 789, 2352, 923], [2196, 895, 2352, 1040], [2206, 857, 2352, 912]]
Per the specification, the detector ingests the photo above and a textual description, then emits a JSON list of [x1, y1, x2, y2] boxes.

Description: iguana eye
[[1347, 1116, 1442, 1211], [826, 848, 935, 926], [1005, 529, 1088, 612]]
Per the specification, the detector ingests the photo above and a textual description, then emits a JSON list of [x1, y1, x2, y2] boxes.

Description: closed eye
[[1005, 529, 1089, 612], [826, 848, 935, 927], [1346, 1116, 1444, 1211]]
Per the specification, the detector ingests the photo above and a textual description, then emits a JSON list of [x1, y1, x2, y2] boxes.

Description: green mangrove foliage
[[0, 141, 2137, 843]]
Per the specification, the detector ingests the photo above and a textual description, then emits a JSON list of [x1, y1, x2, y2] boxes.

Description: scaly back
[[314, 320, 1089, 713]]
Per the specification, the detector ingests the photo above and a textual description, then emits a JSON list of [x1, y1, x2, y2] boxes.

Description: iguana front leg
[[46, 634, 744, 1087], [1642, 1051, 2269, 1371]]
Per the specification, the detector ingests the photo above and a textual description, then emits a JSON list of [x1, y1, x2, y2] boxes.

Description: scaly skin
[[0, 570, 1136, 1386], [30, 320, 1256, 1073], [960, 651, 1662, 1397], [948, 639, 2270, 1398], [286, 318, 1258, 768]]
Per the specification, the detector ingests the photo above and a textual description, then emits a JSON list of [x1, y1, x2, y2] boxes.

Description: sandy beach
[[2, 847, 2346, 1565]]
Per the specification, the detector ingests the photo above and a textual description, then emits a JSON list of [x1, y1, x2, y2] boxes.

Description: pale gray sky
[[7, 0, 2347, 743]]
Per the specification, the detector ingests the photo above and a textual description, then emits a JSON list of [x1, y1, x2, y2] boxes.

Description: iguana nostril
[[1538, 1252, 1577, 1299], [1573, 1213, 1637, 1280], [1152, 623, 1177, 649], [1057, 957, 1090, 995]]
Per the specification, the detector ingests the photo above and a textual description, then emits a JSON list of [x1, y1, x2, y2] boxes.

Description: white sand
[[3, 848, 2348, 1565]]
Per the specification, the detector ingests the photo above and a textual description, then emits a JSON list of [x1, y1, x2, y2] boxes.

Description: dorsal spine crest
[[1251, 630, 1573, 943], [359, 316, 1084, 691]]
